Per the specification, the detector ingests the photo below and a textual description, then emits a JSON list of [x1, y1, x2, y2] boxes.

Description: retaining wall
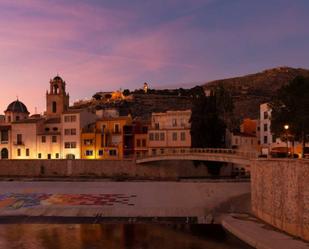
[[0, 159, 218, 179], [251, 159, 309, 241]]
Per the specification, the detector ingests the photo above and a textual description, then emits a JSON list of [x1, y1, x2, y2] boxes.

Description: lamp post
[[284, 124, 289, 157]]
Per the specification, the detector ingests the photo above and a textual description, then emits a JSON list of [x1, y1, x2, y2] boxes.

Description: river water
[[0, 224, 252, 249]]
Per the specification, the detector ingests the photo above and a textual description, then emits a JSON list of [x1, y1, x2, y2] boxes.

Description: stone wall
[[0, 159, 220, 179], [251, 159, 309, 241]]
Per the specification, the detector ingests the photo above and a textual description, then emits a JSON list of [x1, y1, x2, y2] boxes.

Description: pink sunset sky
[[0, 0, 308, 114]]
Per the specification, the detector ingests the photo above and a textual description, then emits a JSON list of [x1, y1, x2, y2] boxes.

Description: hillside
[[73, 66, 309, 122], [203, 67, 309, 119]]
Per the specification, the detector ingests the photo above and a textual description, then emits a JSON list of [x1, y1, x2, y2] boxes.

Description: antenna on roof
[[35, 107, 37, 114], [16, 95, 19, 101]]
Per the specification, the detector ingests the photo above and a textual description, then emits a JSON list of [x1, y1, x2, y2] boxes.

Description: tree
[[123, 89, 131, 96], [189, 85, 234, 176], [270, 76, 309, 157]]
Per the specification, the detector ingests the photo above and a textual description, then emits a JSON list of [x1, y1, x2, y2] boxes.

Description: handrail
[[136, 148, 258, 160]]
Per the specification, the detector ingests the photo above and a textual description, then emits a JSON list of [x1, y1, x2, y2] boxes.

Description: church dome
[[5, 100, 29, 114], [53, 75, 63, 82]]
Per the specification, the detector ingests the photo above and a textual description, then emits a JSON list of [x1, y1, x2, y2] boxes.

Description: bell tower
[[46, 75, 70, 117]]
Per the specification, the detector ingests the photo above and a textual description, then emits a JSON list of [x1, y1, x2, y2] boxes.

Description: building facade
[[148, 110, 191, 155]]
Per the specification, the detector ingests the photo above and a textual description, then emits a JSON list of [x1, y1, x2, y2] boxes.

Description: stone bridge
[[136, 148, 257, 165]]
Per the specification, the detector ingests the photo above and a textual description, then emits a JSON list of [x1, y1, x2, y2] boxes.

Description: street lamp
[[284, 124, 289, 157]]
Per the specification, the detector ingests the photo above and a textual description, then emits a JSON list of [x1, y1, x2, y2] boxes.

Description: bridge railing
[[136, 148, 258, 160]]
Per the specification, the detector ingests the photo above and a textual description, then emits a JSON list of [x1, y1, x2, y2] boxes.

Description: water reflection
[[0, 224, 251, 249]]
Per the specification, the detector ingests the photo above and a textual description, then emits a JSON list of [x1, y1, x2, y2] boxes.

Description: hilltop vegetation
[[203, 67, 309, 120], [73, 66, 309, 123]]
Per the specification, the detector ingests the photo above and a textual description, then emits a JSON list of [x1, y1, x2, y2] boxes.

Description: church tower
[[46, 75, 70, 117]]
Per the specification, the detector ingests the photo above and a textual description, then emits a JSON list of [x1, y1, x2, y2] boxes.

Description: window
[[180, 132, 186, 141], [84, 139, 93, 146], [155, 133, 159, 141], [172, 119, 177, 127], [263, 136, 268, 144], [41, 136, 46, 143], [38, 153, 42, 159], [64, 142, 76, 148], [26, 148, 30, 157], [64, 115, 76, 122], [235, 138, 238, 145], [264, 124, 268, 132], [160, 133, 165, 141], [109, 149, 117, 156], [160, 148, 165, 154], [65, 129, 77, 135], [52, 136, 57, 143], [53, 127, 58, 131], [17, 134, 22, 145], [263, 111, 268, 119], [142, 139, 146, 147], [149, 133, 154, 141], [16, 116, 20, 121], [45, 127, 50, 132], [172, 132, 177, 141], [55, 153, 59, 159], [48, 154, 51, 159], [52, 101, 57, 113], [155, 123, 160, 129], [272, 135, 276, 143], [136, 139, 141, 147], [98, 150, 103, 156], [1, 130, 8, 143], [85, 150, 93, 156], [101, 124, 106, 134], [17, 148, 21, 157], [114, 124, 120, 134]]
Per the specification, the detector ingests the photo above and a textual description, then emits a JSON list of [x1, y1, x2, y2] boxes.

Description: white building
[[61, 109, 96, 159], [148, 110, 191, 155]]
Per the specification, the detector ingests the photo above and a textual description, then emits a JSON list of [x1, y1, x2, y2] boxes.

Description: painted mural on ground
[[0, 193, 136, 210]]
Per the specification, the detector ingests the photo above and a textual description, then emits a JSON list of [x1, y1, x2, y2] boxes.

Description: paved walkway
[[0, 181, 250, 221], [222, 214, 309, 249]]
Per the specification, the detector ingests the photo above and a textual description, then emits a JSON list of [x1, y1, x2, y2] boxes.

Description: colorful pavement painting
[[0, 193, 136, 210]]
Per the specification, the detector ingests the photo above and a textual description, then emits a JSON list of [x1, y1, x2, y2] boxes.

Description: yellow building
[[81, 116, 132, 160]]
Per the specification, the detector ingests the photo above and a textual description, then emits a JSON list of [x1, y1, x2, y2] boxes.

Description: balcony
[[0, 140, 8, 144], [13, 141, 24, 146]]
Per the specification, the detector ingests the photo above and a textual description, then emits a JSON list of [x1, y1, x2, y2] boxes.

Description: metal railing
[[136, 148, 257, 160]]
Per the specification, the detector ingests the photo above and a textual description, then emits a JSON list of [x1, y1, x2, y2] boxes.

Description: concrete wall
[[251, 159, 309, 241], [0, 159, 219, 179]]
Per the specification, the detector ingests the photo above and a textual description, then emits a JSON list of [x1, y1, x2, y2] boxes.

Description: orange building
[[81, 116, 132, 159]]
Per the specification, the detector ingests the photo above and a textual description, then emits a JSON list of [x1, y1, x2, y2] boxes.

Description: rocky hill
[[203, 67, 309, 120], [73, 66, 309, 122]]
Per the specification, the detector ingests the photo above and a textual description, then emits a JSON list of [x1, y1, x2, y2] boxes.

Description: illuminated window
[[26, 148, 30, 157], [85, 150, 93, 156], [17, 148, 21, 157], [38, 153, 42, 159], [55, 153, 59, 159], [98, 150, 103, 156]]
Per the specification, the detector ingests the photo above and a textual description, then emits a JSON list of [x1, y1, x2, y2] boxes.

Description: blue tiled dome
[[5, 100, 29, 114]]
